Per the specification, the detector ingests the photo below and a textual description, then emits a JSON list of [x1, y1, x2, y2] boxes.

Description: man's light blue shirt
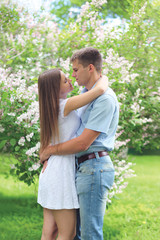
[[76, 87, 119, 157]]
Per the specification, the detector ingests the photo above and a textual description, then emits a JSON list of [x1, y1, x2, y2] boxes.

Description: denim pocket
[[78, 163, 95, 175], [100, 168, 115, 199], [76, 166, 95, 195]]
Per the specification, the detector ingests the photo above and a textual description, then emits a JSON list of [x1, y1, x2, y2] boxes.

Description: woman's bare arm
[[40, 128, 100, 163], [64, 75, 108, 116]]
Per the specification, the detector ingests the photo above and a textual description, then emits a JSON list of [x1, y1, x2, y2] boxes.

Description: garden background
[[0, 0, 160, 239]]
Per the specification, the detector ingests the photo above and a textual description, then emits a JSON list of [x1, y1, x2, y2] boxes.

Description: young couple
[[37, 47, 119, 240]]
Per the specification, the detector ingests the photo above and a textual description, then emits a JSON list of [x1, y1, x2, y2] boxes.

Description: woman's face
[[59, 71, 73, 98]]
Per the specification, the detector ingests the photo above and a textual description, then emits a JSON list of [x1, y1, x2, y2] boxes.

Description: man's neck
[[85, 73, 101, 90]]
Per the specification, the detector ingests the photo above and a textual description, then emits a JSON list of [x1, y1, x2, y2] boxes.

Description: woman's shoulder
[[59, 98, 69, 118]]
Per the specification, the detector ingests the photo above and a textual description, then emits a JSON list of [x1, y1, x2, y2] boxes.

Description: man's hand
[[40, 146, 51, 164]]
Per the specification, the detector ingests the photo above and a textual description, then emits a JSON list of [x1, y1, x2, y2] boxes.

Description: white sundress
[[37, 98, 80, 209]]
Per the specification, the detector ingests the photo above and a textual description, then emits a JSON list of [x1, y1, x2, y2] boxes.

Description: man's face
[[72, 59, 90, 87]]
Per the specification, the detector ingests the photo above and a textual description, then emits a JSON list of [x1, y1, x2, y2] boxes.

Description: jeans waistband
[[77, 151, 109, 165]]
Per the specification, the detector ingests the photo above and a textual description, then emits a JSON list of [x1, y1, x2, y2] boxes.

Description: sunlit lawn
[[0, 154, 160, 240], [0, 154, 42, 240], [103, 155, 160, 240]]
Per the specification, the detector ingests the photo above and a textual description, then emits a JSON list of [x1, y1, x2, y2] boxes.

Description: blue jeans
[[74, 153, 115, 240]]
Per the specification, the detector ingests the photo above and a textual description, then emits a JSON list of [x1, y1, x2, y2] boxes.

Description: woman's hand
[[42, 160, 48, 173], [40, 146, 51, 164], [95, 75, 108, 93]]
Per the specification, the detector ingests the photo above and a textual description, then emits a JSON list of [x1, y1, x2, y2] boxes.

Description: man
[[40, 47, 119, 240]]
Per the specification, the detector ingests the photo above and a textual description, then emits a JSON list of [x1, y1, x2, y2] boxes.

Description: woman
[[37, 68, 108, 240]]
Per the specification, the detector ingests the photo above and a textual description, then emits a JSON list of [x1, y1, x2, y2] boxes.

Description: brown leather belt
[[77, 151, 109, 165]]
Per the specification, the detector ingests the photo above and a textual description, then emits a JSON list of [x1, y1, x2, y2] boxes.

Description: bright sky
[[13, 0, 48, 12]]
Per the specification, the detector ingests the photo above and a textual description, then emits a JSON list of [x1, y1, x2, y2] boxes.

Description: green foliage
[[0, 4, 58, 73], [0, 3, 21, 33], [0, 0, 159, 186], [116, 0, 160, 151]]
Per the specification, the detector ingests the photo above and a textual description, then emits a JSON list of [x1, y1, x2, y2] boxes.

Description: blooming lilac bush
[[0, 0, 159, 201], [0, 67, 40, 184]]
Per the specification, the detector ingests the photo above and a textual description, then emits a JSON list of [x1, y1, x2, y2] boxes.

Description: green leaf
[[6, 59, 13, 65], [10, 138, 17, 146], [19, 173, 28, 181], [2, 92, 8, 100], [0, 140, 7, 149], [15, 146, 20, 151]]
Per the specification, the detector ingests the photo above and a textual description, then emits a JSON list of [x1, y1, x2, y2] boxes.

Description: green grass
[[103, 155, 160, 240], [0, 154, 43, 240], [0, 154, 160, 239]]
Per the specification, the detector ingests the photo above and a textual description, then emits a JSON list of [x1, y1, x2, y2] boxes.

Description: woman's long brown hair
[[38, 69, 61, 152]]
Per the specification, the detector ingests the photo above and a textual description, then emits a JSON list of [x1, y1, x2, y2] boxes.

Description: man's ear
[[88, 64, 95, 72]]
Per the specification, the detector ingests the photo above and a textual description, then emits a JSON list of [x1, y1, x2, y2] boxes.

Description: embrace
[[37, 47, 119, 240]]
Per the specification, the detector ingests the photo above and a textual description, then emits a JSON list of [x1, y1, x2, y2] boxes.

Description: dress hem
[[37, 202, 79, 210]]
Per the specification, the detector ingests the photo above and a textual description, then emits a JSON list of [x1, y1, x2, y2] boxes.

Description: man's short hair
[[70, 47, 102, 73]]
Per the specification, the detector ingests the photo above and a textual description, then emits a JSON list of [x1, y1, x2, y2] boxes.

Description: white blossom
[[26, 142, 40, 156], [0, 124, 5, 133], [18, 137, 25, 146], [28, 163, 41, 171], [7, 113, 16, 117], [10, 164, 16, 169], [26, 132, 34, 142], [59, 58, 70, 72]]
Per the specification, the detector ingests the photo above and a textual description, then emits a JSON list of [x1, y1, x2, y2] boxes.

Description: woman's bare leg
[[41, 208, 58, 240], [53, 209, 77, 240]]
